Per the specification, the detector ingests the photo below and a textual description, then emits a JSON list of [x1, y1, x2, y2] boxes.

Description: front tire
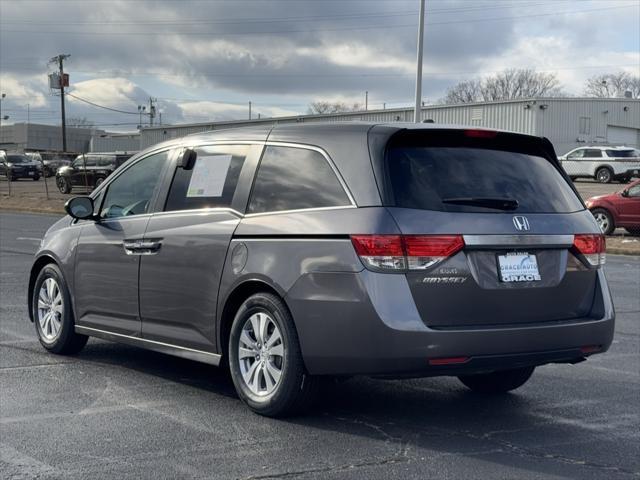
[[32, 263, 88, 355], [56, 176, 72, 194], [591, 208, 615, 235], [595, 167, 613, 184], [228, 292, 319, 417], [33, 175, 40, 181], [458, 366, 535, 393]]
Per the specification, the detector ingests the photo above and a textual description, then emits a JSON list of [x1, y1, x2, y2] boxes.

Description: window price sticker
[[186, 154, 233, 197]]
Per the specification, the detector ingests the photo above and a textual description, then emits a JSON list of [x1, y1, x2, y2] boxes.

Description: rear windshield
[[606, 149, 637, 158], [386, 140, 583, 214]]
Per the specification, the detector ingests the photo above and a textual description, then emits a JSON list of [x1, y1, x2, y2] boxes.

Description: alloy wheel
[[37, 277, 64, 342], [238, 312, 285, 396], [593, 212, 610, 234]]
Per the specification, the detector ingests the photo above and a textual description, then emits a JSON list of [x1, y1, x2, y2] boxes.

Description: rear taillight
[[572, 234, 606, 267], [351, 235, 464, 272]]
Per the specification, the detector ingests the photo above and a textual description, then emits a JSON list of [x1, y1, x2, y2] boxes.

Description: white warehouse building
[[139, 97, 639, 156]]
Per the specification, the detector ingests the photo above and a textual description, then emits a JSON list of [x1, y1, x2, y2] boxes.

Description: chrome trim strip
[[152, 207, 244, 218], [463, 234, 574, 247], [75, 325, 221, 366], [244, 205, 357, 218], [264, 141, 357, 207]]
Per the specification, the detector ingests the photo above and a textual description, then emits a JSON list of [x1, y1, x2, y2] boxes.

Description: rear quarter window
[[385, 132, 583, 214], [248, 146, 351, 214]]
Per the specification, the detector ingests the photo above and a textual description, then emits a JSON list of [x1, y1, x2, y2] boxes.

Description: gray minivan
[[28, 123, 614, 416]]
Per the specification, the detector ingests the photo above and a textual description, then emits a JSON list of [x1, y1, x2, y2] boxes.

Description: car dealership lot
[[1, 212, 639, 480]]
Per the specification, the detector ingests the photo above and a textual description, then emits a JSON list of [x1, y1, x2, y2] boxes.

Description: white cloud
[[0, 74, 49, 108], [179, 100, 298, 122]]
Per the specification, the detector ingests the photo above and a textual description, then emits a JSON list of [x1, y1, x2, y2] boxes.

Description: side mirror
[[65, 196, 96, 220], [621, 190, 629, 197], [181, 149, 197, 170]]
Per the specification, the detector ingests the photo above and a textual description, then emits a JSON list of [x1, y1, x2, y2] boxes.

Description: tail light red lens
[[350, 235, 464, 272], [572, 234, 606, 267]]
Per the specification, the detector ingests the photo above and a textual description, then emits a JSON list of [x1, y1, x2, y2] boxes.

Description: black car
[[55, 153, 133, 193], [0, 154, 41, 181], [42, 158, 71, 177]]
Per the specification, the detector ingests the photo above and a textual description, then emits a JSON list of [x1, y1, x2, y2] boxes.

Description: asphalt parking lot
[[1, 212, 639, 480]]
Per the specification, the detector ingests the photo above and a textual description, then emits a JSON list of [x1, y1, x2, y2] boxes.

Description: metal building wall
[[535, 98, 640, 156], [90, 134, 141, 153], [139, 98, 639, 152]]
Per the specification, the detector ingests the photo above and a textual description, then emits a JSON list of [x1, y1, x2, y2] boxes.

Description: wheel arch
[[594, 164, 614, 176], [217, 279, 287, 359], [28, 254, 59, 323]]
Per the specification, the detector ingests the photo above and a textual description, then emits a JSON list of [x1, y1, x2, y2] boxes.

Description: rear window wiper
[[441, 197, 519, 211]]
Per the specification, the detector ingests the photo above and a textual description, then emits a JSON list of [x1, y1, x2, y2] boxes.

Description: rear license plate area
[[497, 252, 541, 282]]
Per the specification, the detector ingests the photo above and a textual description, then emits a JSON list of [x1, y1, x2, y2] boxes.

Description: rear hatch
[[366, 128, 605, 328]]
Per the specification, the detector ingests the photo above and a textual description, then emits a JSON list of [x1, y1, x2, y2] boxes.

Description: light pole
[[414, 0, 425, 123], [0, 93, 7, 129], [138, 105, 146, 129]]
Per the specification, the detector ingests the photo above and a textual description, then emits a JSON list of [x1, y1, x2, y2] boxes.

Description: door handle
[[122, 239, 162, 255]]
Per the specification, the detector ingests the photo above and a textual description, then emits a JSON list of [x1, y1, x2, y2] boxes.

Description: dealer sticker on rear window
[[498, 252, 541, 282]]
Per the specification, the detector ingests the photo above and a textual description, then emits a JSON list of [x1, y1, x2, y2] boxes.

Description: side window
[[164, 145, 247, 212], [584, 149, 602, 158], [100, 151, 169, 218], [567, 149, 584, 159], [248, 146, 351, 214], [627, 185, 640, 197]]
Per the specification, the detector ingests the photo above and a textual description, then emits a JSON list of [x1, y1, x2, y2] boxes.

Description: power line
[[0, 1, 573, 26], [66, 93, 143, 115], [1, 4, 636, 36]]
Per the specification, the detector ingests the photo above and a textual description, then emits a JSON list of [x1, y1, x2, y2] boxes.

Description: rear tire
[[595, 167, 613, 184], [228, 292, 319, 417], [33, 175, 40, 181], [56, 176, 72, 194], [95, 176, 106, 188], [591, 208, 615, 235], [32, 263, 88, 355], [458, 366, 535, 393]]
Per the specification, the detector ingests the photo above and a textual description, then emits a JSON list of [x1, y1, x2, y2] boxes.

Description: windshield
[[7, 155, 29, 164], [386, 146, 583, 214]]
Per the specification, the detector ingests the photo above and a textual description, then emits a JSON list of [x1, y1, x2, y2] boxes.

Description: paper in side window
[[186, 154, 233, 197]]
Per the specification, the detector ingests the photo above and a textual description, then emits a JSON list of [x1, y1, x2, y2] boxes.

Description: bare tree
[[584, 72, 640, 98], [307, 101, 363, 114], [442, 69, 563, 104]]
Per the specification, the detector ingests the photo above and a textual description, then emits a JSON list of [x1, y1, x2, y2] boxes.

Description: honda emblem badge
[[512, 216, 530, 231]]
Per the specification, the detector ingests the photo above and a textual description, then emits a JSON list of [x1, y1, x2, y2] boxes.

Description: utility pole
[[249, 101, 252, 120], [414, 0, 425, 123], [50, 54, 71, 151], [365, 91, 368, 110]]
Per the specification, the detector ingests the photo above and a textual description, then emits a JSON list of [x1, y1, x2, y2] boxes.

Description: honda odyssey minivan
[[28, 123, 614, 416]]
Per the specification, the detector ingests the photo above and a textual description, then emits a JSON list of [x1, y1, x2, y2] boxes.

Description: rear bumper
[[286, 269, 615, 376]]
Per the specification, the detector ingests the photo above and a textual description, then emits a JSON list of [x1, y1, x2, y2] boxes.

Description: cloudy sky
[[0, 0, 638, 131]]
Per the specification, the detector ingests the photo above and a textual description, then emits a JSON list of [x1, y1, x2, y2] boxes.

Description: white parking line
[[16, 237, 41, 242]]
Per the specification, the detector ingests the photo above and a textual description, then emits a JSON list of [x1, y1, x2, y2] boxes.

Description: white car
[[559, 146, 640, 183]]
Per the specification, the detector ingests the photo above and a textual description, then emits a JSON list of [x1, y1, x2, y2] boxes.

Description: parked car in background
[[55, 152, 134, 193], [559, 146, 640, 184], [586, 179, 640, 235], [0, 153, 41, 181], [29, 123, 614, 417], [41, 157, 71, 177]]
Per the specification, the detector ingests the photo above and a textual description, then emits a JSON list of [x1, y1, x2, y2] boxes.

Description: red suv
[[585, 179, 640, 235]]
